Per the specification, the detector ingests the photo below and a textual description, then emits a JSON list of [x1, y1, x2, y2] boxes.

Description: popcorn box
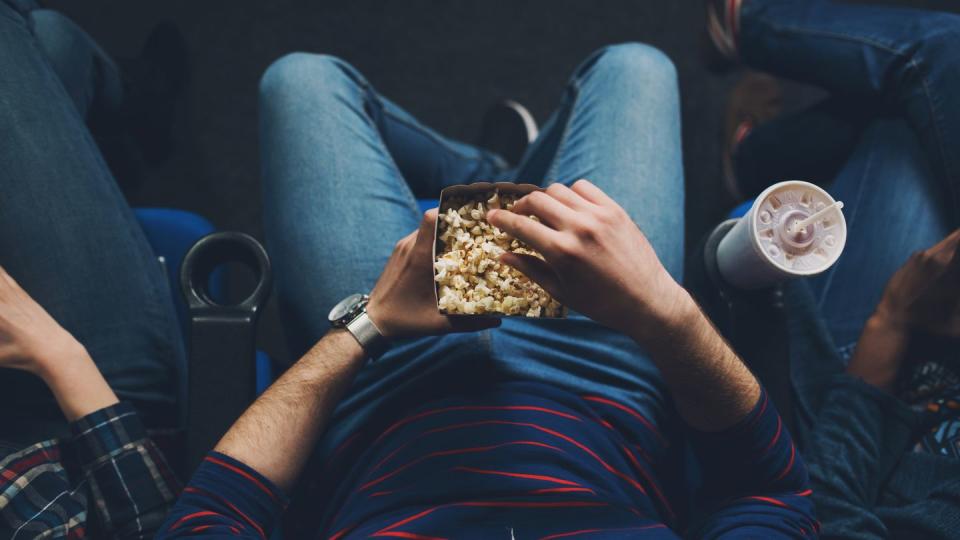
[[432, 182, 567, 318]]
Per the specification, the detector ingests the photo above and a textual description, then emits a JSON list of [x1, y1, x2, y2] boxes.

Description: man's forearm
[[628, 288, 761, 432], [214, 329, 366, 491]]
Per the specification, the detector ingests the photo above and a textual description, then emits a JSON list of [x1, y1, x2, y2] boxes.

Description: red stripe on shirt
[[748, 394, 769, 427], [580, 396, 665, 446], [328, 523, 359, 540], [453, 466, 584, 487], [620, 444, 675, 520], [205, 455, 282, 506], [359, 440, 564, 491], [375, 405, 584, 443], [375, 507, 441, 534], [409, 419, 649, 495], [762, 417, 783, 455], [184, 486, 263, 537], [170, 511, 227, 531], [746, 495, 789, 509], [773, 444, 796, 482]]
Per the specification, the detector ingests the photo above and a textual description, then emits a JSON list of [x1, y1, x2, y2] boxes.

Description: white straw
[[791, 201, 844, 234]]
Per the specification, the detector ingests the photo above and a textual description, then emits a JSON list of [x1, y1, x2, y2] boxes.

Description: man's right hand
[[487, 179, 694, 340], [491, 180, 760, 430]]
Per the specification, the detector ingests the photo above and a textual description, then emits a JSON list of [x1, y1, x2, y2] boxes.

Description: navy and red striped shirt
[[159, 382, 817, 538]]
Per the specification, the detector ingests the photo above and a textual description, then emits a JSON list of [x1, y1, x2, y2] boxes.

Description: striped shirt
[[160, 382, 818, 538]]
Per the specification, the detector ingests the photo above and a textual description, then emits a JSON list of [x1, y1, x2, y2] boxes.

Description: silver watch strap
[[345, 311, 390, 360]]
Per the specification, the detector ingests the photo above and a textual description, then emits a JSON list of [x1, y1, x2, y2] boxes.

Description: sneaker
[[704, 0, 743, 71], [722, 72, 782, 201], [476, 100, 538, 168]]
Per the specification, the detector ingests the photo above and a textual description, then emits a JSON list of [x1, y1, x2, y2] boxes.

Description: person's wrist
[[847, 313, 910, 392], [625, 283, 700, 346], [31, 339, 91, 383], [363, 299, 396, 339], [870, 305, 910, 336]]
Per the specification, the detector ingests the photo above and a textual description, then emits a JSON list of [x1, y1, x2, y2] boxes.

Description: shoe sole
[[502, 99, 539, 143]]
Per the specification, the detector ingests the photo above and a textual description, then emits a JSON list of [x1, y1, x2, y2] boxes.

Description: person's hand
[[0, 265, 87, 377], [486, 180, 692, 339], [0, 265, 118, 419], [875, 228, 960, 337], [848, 229, 960, 391], [366, 209, 501, 339]]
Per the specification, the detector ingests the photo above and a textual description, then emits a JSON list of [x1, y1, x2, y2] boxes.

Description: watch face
[[329, 293, 365, 323]]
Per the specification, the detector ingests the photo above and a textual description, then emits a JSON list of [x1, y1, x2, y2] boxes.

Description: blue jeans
[[739, 0, 959, 355], [0, 3, 184, 441], [260, 43, 685, 456]]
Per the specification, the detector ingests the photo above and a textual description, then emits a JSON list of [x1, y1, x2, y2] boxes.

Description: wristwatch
[[328, 293, 390, 360]]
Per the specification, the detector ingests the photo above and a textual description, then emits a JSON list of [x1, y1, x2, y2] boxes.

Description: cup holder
[[180, 232, 271, 313]]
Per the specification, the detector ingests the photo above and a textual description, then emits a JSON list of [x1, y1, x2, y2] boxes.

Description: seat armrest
[[180, 232, 271, 472]]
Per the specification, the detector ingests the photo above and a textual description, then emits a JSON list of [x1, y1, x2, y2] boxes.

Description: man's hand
[[490, 180, 759, 430], [848, 228, 960, 391], [0, 265, 118, 420], [487, 180, 689, 338], [366, 209, 500, 338]]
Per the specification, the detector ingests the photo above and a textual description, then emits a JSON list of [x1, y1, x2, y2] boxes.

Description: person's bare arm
[[212, 209, 497, 491], [488, 180, 759, 431], [0, 265, 118, 420], [213, 329, 365, 491], [626, 293, 760, 431], [1, 266, 182, 539]]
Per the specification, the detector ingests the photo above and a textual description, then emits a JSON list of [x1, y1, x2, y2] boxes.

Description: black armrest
[[180, 232, 271, 472]]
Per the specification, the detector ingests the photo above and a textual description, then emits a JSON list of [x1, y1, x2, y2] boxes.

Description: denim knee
[[259, 52, 362, 105], [580, 42, 678, 89], [27, 10, 85, 61], [913, 21, 960, 71]]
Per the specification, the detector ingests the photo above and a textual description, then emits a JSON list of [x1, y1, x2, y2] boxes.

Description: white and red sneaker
[[706, 0, 743, 64]]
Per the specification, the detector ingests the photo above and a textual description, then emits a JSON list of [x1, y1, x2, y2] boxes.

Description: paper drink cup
[[716, 180, 847, 290]]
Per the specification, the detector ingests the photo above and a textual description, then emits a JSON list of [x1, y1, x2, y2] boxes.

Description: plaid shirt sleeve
[[71, 402, 181, 539]]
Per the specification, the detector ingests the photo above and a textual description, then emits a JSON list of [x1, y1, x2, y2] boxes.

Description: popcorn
[[434, 189, 564, 317]]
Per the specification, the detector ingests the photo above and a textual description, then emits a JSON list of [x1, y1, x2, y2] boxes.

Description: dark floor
[[43, 0, 959, 363]]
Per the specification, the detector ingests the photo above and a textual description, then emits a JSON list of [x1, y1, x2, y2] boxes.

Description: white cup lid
[[751, 180, 847, 275]]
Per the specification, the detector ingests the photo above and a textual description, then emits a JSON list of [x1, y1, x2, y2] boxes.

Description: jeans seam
[[358, 88, 421, 216], [753, 15, 907, 56], [545, 79, 582, 183]]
